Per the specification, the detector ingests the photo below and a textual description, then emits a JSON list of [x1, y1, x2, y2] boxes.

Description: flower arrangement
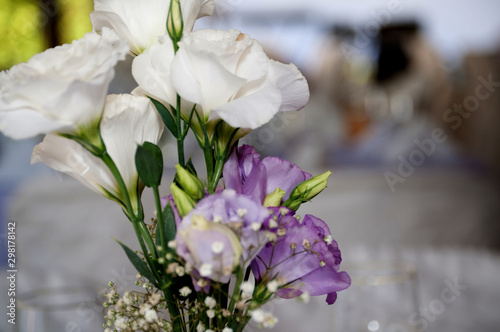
[[0, 1, 350, 331]]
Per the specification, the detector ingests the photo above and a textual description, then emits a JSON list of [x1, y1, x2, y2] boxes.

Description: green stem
[[235, 316, 251, 332], [228, 268, 245, 313], [177, 138, 185, 167], [209, 157, 225, 193], [162, 289, 185, 332], [101, 151, 135, 218], [153, 185, 167, 250], [137, 221, 158, 260], [203, 146, 215, 189], [131, 219, 160, 282], [175, 95, 185, 167], [100, 149, 159, 281]]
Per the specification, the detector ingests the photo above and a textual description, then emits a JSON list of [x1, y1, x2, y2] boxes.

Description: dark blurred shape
[[40, 0, 61, 48], [375, 22, 419, 83], [453, 51, 500, 180]]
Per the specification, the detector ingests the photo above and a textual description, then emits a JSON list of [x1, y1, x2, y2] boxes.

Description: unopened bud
[[167, 0, 183, 46], [175, 164, 205, 200], [284, 171, 332, 211], [263, 187, 286, 207]]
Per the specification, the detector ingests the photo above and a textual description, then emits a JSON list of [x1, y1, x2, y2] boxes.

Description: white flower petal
[[211, 79, 282, 129], [132, 37, 177, 106], [91, 0, 215, 55], [268, 60, 310, 112], [181, 0, 215, 31], [31, 135, 119, 198], [0, 109, 74, 139], [100, 94, 164, 198], [0, 28, 128, 139], [91, 0, 170, 55], [171, 45, 246, 118]]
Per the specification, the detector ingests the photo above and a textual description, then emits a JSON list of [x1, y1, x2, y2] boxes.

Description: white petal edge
[[31, 134, 119, 198], [268, 60, 310, 113]]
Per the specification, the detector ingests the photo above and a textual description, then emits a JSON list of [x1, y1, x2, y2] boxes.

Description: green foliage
[[135, 142, 164, 188]]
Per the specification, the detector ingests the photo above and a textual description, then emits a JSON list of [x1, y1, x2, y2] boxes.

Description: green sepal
[[148, 97, 179, 138], [115, 239, 157, 286], [135, 142, 163, 188]]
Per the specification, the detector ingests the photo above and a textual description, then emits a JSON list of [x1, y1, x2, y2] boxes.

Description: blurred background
[[1, 0, 500, 331]]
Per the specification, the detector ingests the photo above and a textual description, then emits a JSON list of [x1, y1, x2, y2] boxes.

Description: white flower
[[251, 309, 278, 328], [144, 308, 158, 323], [175, 265, 186, 276], [0, 28, 128, 139], [133, 29, 309, 139], [196, 322, 205, 332], [122, 292, 133, 305], [139, 303, 152, 315], [251, 309, 265, 323], [132, 35, 177, 106], [211, 241, 225, 254], [114, 316, 129, 330], [199, 263, 213, 277], [267, 280, 279, 293], [299, 291, 310, 304], [179, 286, 192, 297], [31, 94, 163, 209], [170, 29, 309, 130], [240, 281, 254, 299], [206, 309, 215, 319], [91, 0, 215, 55], [204, 296, 217, 309], [222, 328, 233, 332], [262, 312, 279, 328], [149, 293, 161, 306]]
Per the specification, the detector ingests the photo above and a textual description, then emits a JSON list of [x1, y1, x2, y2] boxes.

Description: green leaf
[[135, 142, 163, 187], [148, 97, 178, 138], [115, 239, 157, 285], [162, 202, 177, 243]]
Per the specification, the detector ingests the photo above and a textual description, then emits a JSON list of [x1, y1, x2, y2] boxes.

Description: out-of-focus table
[[1, 168, 499, 331]]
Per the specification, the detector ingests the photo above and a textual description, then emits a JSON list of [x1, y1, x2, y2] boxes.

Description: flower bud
[[263, 188, 286, 207], [175, 164, 204, 200], [284, 171, 332, 211], [167, 0, 183, 46], [170, 183, 195, 217], [178, 215, 243, 282]]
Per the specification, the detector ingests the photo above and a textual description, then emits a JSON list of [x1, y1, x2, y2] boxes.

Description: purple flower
[[251, 208, 350, 305], [175, 189, 270, 283], [223, 145, 312, 204]]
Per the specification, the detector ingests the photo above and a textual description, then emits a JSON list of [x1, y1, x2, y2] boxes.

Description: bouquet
[[0, 1, 351, 331]]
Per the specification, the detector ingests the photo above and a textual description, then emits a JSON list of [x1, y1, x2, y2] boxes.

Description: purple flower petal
[[176, 190, 271, 283], [223, 145, 311, 204], [261, 156, 311, 200], [251, 211, 350, 305]]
